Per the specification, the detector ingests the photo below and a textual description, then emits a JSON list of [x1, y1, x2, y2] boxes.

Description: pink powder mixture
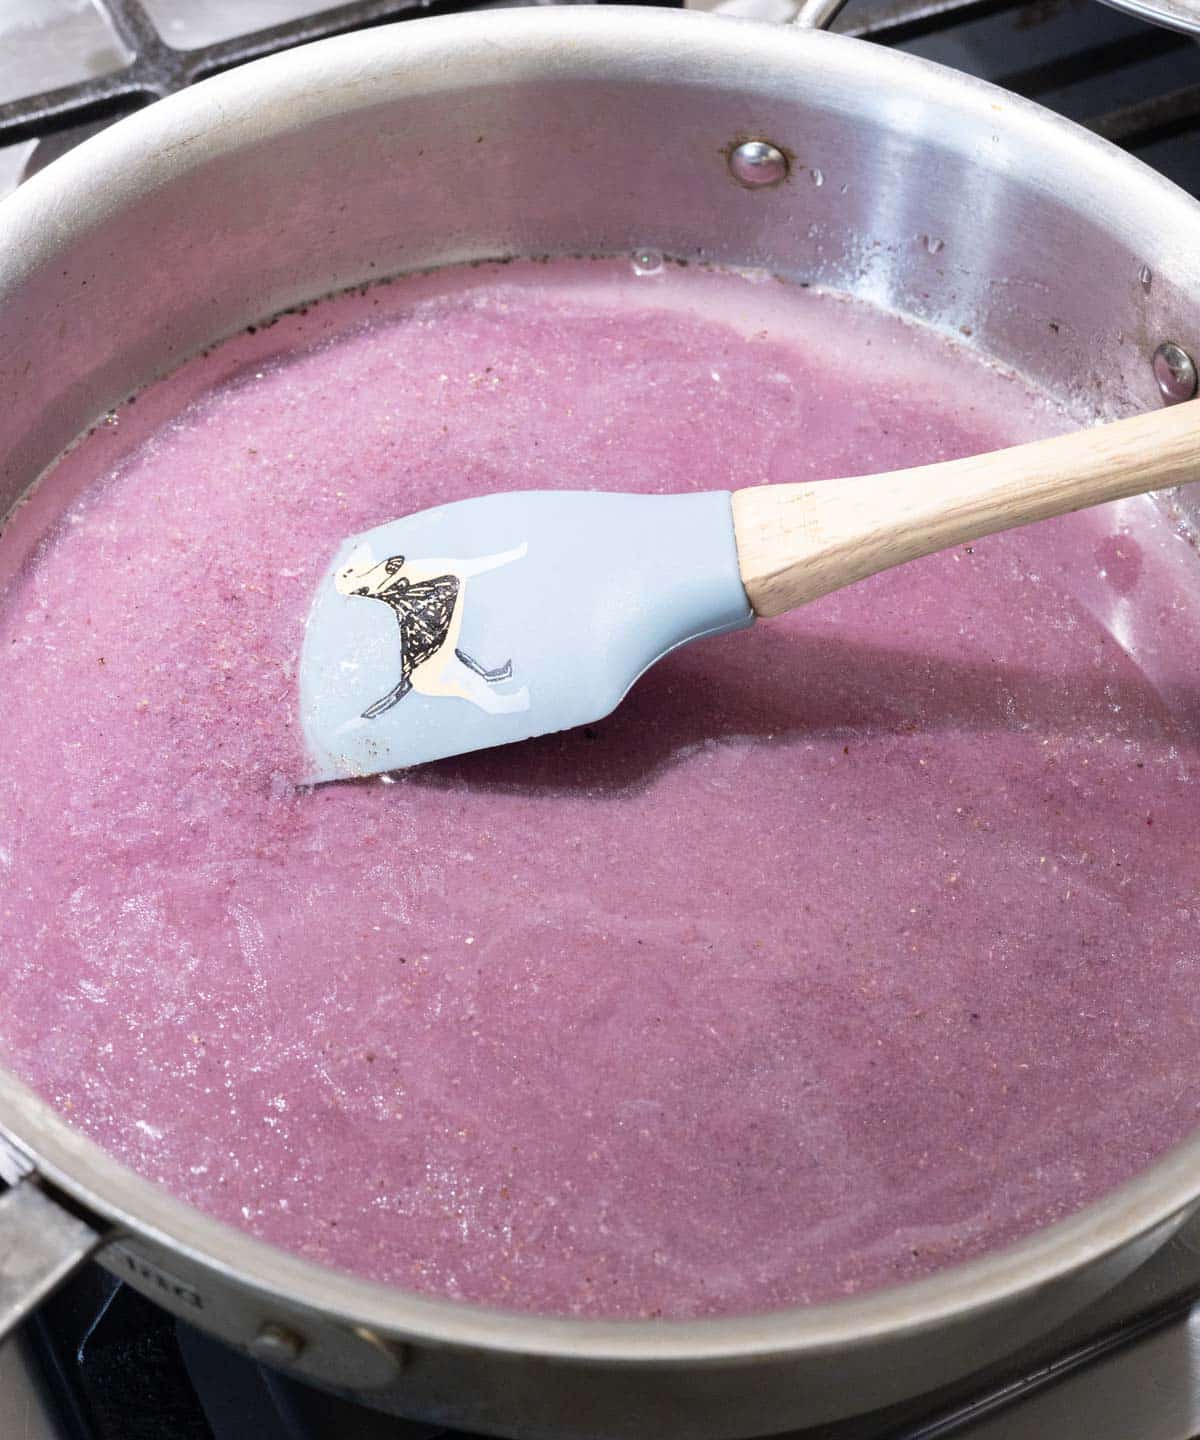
[[1, 261, 1199, 1320]]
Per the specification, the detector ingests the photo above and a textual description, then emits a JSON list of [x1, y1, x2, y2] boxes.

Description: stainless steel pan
[[2, 9, 1199, 1437]]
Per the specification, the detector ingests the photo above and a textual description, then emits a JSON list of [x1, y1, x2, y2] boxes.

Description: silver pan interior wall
[[2, 10, 1200, 524]]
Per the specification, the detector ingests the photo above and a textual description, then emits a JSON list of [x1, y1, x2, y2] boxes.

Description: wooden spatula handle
[[731, 400, 1200, 619]]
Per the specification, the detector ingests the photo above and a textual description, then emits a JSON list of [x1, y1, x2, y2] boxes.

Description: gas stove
[[2, 2, 1200, 1438]]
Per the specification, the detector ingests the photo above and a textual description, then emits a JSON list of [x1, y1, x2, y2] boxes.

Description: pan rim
[[2, 2, 1199, 1366]]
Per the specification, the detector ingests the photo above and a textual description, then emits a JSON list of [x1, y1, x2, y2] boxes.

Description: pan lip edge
[[0, 1, 1198, 1368], [6, 1066, 1199, 1362]]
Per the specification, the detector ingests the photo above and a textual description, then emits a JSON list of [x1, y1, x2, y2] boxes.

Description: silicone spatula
[[299, 401, 1198, 783]]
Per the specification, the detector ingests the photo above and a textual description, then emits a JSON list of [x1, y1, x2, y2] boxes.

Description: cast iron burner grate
[[852, 0, 1200, 188], [0, 0, 674, 148]]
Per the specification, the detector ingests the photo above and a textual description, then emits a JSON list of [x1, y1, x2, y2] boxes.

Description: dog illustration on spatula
[[335, 542, 530, 719]]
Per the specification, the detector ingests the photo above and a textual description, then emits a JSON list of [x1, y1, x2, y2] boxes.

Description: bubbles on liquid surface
[[632, 249, 664, 277]]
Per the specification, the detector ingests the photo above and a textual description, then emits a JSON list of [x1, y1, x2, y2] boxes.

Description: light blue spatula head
[[299, 490, 753, 783]]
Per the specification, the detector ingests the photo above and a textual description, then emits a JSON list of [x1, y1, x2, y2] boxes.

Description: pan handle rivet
[[251, 1321, 307, 1364], [729, 140, 789, 189], [1153, 342, 1197, 405]]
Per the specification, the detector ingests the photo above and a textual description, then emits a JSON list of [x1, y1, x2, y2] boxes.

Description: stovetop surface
[[2, 0, 1200, 1437]]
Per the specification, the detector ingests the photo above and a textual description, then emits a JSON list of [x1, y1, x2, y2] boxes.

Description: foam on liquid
[[1, 260, 1199, 1319]]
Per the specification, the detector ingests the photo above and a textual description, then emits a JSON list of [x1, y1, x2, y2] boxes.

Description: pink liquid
[[1, 261, 1199, 1320]]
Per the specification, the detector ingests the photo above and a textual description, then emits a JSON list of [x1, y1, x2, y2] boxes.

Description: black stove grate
[[0, 0, 670, 148], [851, 0, 1200, 186], [28, 1269, 455, 1440], [29, 1271, 210, 1440]]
